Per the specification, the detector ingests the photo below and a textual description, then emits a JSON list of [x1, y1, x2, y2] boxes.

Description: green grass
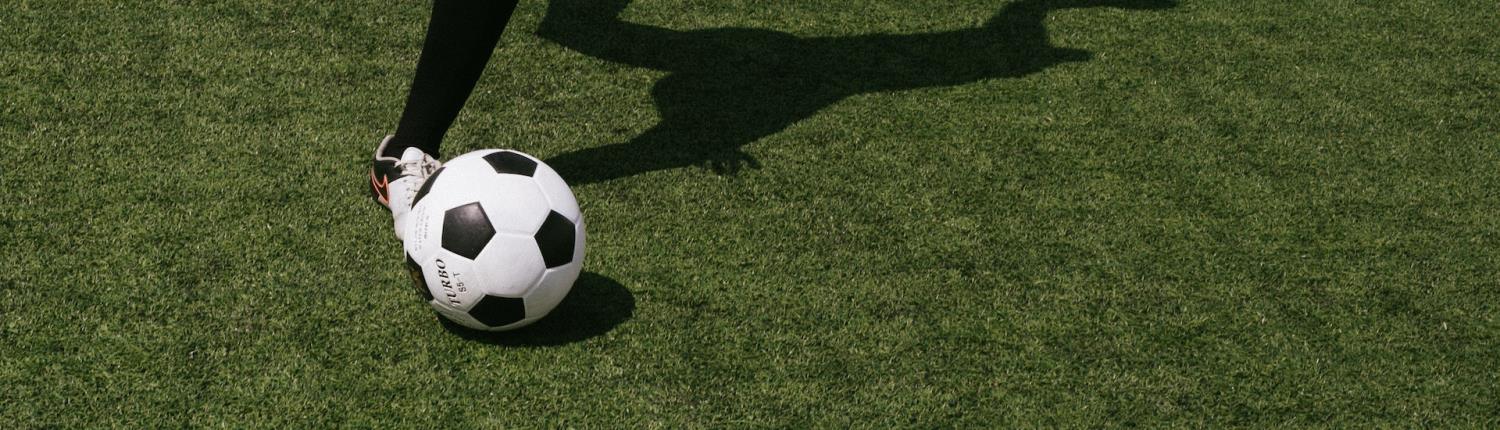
[[4, 0, 1499, 426]]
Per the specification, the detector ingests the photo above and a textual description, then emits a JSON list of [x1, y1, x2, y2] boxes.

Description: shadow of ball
[[437, 272, 634, 346]]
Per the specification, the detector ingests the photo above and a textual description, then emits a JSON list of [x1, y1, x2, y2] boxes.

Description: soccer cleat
[[368, 136, 441, 240], [368, 135, 402, 208]]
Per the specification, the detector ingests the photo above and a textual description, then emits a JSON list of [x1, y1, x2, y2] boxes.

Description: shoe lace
[[395, 155, 437, 200], [396, 157, 430, 177]]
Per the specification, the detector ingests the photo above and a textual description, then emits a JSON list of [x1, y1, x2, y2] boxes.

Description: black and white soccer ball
[[402, 149, 585, 331]]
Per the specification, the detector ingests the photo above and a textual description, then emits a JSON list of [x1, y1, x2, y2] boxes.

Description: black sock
[[385, 0, 520, 158]]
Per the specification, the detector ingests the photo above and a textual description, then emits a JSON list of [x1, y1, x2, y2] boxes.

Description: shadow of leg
[[545, 123, 758, 185]]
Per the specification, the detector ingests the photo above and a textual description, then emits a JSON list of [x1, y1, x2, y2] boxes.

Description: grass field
[[4, 0, 1499, 426]]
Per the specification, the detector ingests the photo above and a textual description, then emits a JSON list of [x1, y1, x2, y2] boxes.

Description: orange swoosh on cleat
[[370, 169, 391, 205]]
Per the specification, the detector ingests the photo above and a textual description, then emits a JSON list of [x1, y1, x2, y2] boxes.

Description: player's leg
[[385, 0, 520, 158], [371, 0, 520, 240]]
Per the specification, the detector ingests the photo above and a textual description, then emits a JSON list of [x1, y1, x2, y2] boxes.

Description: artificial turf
[[3, 0, 1498, 426]]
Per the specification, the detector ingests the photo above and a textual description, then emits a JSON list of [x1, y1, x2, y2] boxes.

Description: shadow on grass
[[437, 272, 633, 346], [538, 0, 1176, 185]]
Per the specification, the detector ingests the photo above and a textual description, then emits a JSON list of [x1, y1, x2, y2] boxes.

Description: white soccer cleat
[[375, 145, 442, 241], [390, 147, 442, 240]]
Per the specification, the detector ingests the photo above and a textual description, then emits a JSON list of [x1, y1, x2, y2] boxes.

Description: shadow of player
[[539, 0, 1175, 184]]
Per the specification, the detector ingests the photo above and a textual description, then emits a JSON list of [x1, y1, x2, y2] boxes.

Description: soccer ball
[[401, 149, 585, 331]]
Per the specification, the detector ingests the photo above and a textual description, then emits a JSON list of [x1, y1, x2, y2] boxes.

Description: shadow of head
[[438, 272, 634, 346]]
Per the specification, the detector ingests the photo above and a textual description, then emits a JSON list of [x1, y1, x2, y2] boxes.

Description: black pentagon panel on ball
[[405, 254, 433, 302], [483, 151, 537, 176], [469, 295, 527, 327], [411, 166, 445, 206], [442, 202, 495, 260], [534, 211, 576, 269]]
